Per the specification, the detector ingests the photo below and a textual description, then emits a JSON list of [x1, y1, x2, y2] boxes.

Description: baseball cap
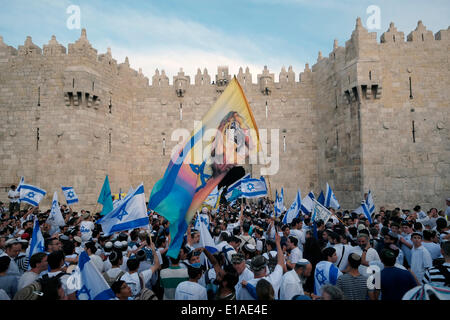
[[231, 253, 245, 264], [250, 255, 267, 272]]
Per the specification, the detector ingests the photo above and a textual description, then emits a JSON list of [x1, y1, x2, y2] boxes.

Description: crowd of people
[[1, 184, 450, 301]]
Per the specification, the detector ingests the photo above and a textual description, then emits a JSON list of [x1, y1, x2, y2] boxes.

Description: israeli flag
[[354, 190, 375, 223], [274, 188, 285, 218], [324, 183, 340, 210], [317, 190, 325, 206], [113, 186, 133, 209], [311, 199, 333, 224], [225, 173, 250, 200], [72, 251, 116, 300], [97, 183, 149, 236], [240, 176, 268, 198], [194, 213, 217, 254], [301, 191, 315, 214], [61, 186, 79, 205], [16, 176, 25, 203], [28, 218, 45, 269], [47, 191, 65, 227], [19, 183, 46, 207], [282, 189, 302, 225], [314, 261, 342, 295], [204, 186, 222, 208]]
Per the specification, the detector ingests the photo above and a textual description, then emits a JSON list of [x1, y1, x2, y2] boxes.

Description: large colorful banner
[[149, 77, 260, 258]]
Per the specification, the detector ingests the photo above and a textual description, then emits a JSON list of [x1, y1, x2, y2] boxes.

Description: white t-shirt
[[80, 221, 94, 242], [237, 264, 283, 300], [280, 269, 304, 300], [8, 189, 20, 203], [333, 243, 352, 272], [120, 269, 153, 297], [289, 229, 306, 251], [89, 254, 105, 273], [422, 242, 442, 260], [235, 267, 254, 298], [288, 247, 303, 265], [411, 245, 433, 283], [351, 246, 380, 276], [175, 281, 208, 300]]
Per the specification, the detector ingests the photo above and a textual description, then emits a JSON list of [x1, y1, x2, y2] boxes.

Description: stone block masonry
[[0, 18, 449, 212]]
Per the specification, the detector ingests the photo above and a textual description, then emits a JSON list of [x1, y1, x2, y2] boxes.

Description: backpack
[[13, 272, 68, 300], [103, 270, 126, 287], [134, 273, 158, 300]]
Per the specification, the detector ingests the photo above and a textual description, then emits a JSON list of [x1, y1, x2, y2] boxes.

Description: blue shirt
[[380, 267, 417, 300]]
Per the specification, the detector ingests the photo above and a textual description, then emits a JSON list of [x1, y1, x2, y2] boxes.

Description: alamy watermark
[[66, 5, 81, 30]]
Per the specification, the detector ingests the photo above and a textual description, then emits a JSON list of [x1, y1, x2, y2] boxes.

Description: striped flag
[[62, 186, 79, 205], [19, 183, 46, 207]]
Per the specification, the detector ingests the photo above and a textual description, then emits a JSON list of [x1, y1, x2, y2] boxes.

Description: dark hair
[[413, 222, 422, 231], [62, 241, 75, 256], [256, 279, 274, 300], [288, 236, 298, 246], [29, 252, 47, 269], [436, 218, 447, 231], [109, 250, 122, 265], [126, 258, 140, 272], [243, 223, 250, 233], [111, 280, 126, 295], [47, 250, 65, 270], [44, 237, 58, 251], [169, 255, 180, 265], [187, 265, 203, 279], [85, 241, 97, 254], [322, 247, 336, 261], [281, 225, 290, 232], [348, 253, 361, 269], [0, 256, 11, 273], [348, 227, 358, 238], [130, 230, 139, 241], [380, 249, 396, 267], [221, 271, 239, 289]]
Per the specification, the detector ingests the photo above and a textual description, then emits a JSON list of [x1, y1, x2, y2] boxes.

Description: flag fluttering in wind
[[311, 198, 333, 224], [274, 188, 285, 218], [240, 176, 268, 198], [62, 186, 79, 205], [74, 251, 116, 300], [19, 182, 46, 207], [324, 183, 340, 210], [301, 191, 315, 214], [149, 78, 260, 258], [225, 173, 251, 200], [353, 190, 375, 223], [282, 189, 302, 224], [97, 176, 114, 216], [47, 191, 65, 227], [317, 190, 325, 206], [97, 183, 149, 236], [28, 218, 45, 269]]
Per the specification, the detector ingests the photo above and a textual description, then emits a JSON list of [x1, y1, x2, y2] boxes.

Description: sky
[[0, 0, 449, 83]]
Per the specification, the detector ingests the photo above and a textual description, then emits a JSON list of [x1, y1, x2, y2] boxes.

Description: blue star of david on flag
[[77, 285, 92, 300], [315, 268, 327, 286], [247, 183, 255, 191], [116, 209, 129, 221], [190, 161, 211, 192], [19, 184, 46, 207], [62, 186, 79, 205]]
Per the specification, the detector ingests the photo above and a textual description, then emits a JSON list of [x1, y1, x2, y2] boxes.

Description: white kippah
[[295, 258, 310, 267]]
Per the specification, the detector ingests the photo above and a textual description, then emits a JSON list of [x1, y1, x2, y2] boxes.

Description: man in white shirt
[[17, 252, 47, 290], [285, 236, 302, 270], [280, 259, 312, 300], [352, 233, 380, 275], [237, 232, 284, 300], [332, 233, 352, 272], [422, 230, 442, 260], [175, 264, 207, 300], [7, 185, 20, 215], [231, 252, 254, 298], [0, 239, 21, 279], [410, 232, 432, 284], [120, 241, 160, 298], [289, 218, 306, 251]]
